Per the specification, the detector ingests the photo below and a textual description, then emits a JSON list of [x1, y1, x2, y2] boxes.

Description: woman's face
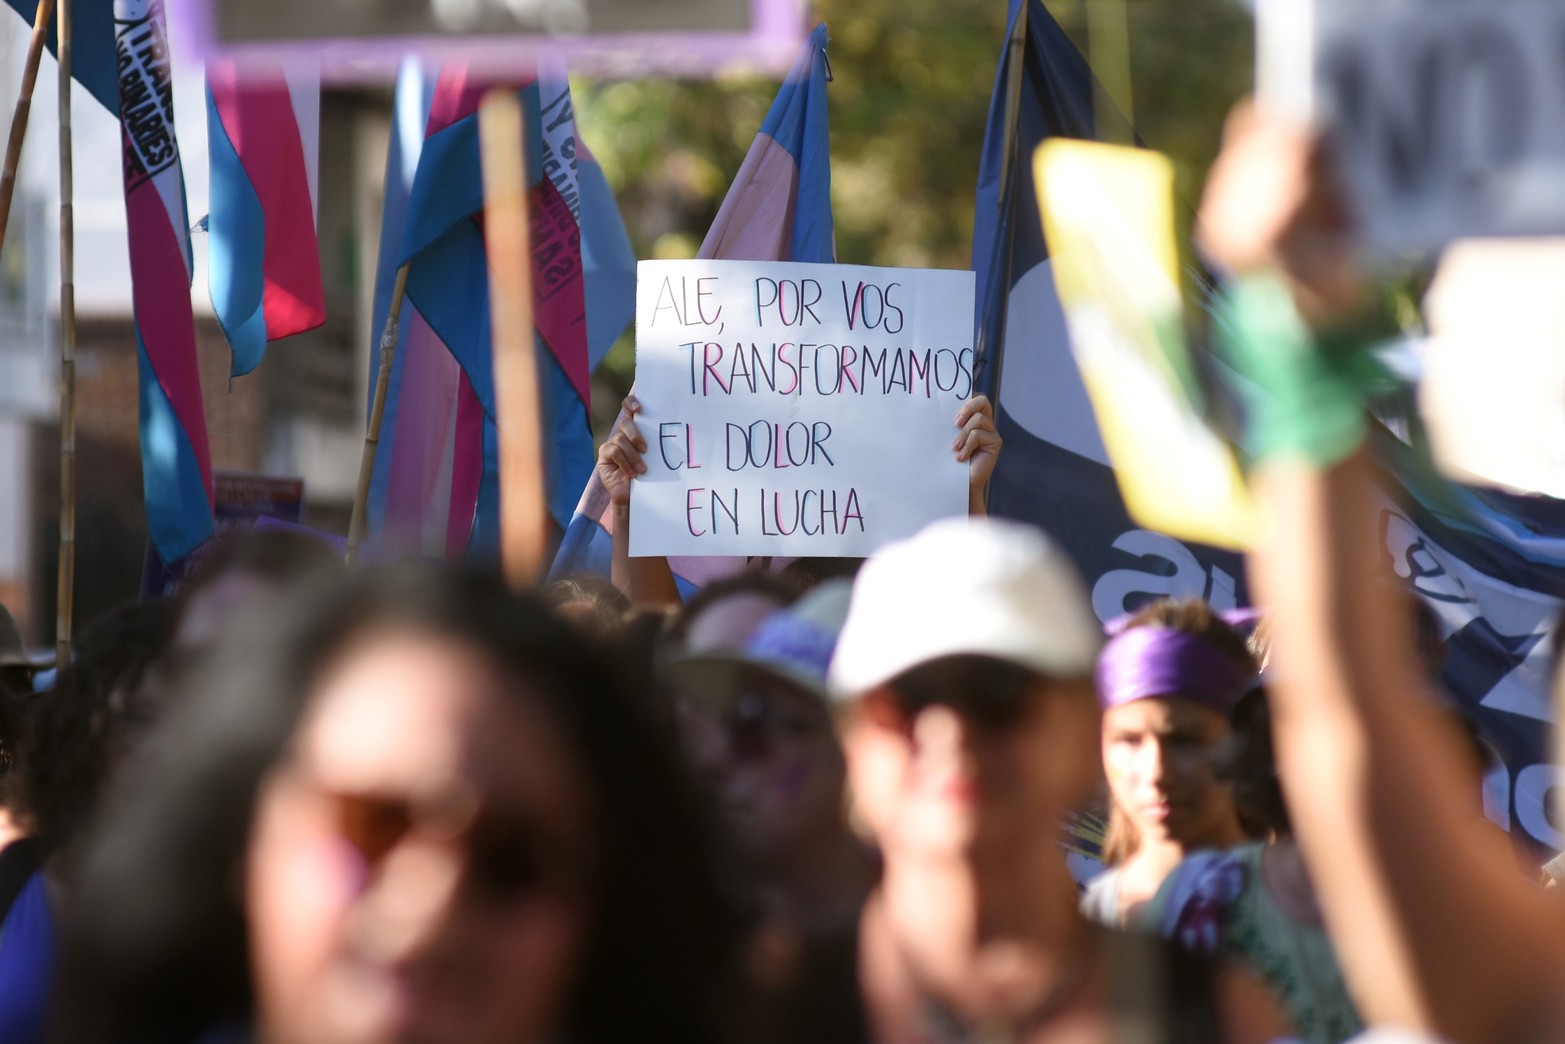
[[246, 632, 595, 1044], [676, 667, 845, 864], [1101, 696, 1236, 851], [841, 658, 1099, 867]]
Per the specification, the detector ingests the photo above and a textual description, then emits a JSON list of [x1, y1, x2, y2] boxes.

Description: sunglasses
[[881, 657, 1043, 731], [680, 674, 833, 762], [284, 774, 594, 905]]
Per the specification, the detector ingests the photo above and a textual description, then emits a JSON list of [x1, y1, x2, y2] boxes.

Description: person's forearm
[[968, 484, 988, 517], [611, 503, 682, 609], [1253, 453, 1565, 1040]]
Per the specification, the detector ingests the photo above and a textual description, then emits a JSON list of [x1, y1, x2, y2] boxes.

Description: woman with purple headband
[[1082, 599, 1258, 930]]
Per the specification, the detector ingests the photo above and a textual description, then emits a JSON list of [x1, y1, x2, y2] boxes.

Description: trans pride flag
[[367, 62, 634, 559], [206, 59, 325, 377], [549, 22, 835, 592], [116, 0, 214, 562]]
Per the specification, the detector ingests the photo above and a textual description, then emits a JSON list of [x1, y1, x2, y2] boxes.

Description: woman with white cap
[[816, 517, 1291, 1043]]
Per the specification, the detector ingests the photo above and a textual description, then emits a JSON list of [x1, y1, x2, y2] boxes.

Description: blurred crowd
[[0, 103, 1560, 1044]]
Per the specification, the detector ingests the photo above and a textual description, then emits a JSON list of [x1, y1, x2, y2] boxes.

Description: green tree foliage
[[577, 0, 1252, 427]]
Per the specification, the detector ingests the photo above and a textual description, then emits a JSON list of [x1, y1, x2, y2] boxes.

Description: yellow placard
[[1035, 139, 1254, 549]]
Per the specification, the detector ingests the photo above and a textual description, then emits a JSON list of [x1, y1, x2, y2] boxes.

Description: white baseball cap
[[827, 518, 1101, 699]]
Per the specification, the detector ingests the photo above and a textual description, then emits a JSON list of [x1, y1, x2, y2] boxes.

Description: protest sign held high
[[1263, 0, 1565, 255], [629, 259, 973, 558]]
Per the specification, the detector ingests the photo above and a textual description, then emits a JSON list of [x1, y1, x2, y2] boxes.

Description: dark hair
[[1102, 598, 1257, 865], [53, 565, 749, 1044], [13, 601, 172, 856], [543, 573, 632, 636], [670, 570, 796, 645], [778, 557, 864, 594], [1214, 687, 1290, 839], [170, 529, 342, 646]]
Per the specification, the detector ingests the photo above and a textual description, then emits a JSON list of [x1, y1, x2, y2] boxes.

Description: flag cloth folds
[[3, 0, 118, 113], [364, 61, 459, 555], [116, 0, 214, 563], [372, 61, 635, 560], [549, 22, 834, 593], [972, 0, 1246, 621], [1368, 428, 1563, 854], [206, 59, 326, 377]]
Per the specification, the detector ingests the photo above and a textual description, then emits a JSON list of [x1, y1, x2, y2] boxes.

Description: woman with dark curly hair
[[50, 565, 750, 1044], [0, 601, 173, 1044]]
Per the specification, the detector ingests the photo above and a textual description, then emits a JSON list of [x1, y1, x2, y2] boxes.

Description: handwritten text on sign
[[1307, 0, 1565, 254], [629, 260, 975, 557]]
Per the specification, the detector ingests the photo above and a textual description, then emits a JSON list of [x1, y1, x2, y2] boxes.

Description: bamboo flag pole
[[478, 89, 547, 589], [54, 0, 74, 666], [345, 262, 410, 567], [0, 0, 55, 257]]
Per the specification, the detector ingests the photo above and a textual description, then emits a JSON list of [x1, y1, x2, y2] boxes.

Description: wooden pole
[[0, 0, 55, 258], [54, 0, 74, 666], [345, 262, 409, 567], [477, 90, 546, 589]]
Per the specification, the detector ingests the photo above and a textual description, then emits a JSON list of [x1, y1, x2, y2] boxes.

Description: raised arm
[[599, 395, 683, 608], [1204, 103, 1565, 1042]]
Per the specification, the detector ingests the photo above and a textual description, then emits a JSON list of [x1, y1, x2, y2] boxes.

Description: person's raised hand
[[597, 394, 647, 508], [1199, 101, 1366, 327], [955, 394, 1002, 512]]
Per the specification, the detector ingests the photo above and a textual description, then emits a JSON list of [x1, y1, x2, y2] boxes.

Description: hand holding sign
[[956, 394, 1002, 513], [628, 259, 976, 558], [597, 395, 649, 507]]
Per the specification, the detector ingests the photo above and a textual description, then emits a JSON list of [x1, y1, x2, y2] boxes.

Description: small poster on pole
[[1259, 0, 1565, 255], [628, 259, 974, 558]]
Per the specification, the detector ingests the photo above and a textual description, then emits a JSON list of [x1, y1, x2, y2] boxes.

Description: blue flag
[[972, 0, 1248, 621], [1369, 429, 1562, 853], [3, 0, 118, 114]]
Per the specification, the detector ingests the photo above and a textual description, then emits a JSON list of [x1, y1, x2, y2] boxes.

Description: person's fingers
[[954, 394, 995, 430], [952, 410, 996, 451], [956, 428, 1001, 463], [623, 393, 642, 416], [601, 442, 646, 476], [1219, 97, 1258, 146], [612, 412, 648, 454]]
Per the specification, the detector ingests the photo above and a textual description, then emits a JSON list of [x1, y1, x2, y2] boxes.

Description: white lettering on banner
[[1309, 0, 1565, 253], [536, 76, 581, 221], [1379, 505, 1565, 846], [1516, 765, 1563, 850], [629, 260, 974, 557], [1089, 530, 1239, 623], [115, 0, 179, 188]]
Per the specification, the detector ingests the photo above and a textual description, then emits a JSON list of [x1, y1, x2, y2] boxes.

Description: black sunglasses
[[884, 657, 1042, 731], [324, 787, 594, 905], [680, 673, 833, 762]]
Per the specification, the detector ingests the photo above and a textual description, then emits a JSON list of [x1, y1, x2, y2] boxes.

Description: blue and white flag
[[972, 0, 1247, 621]]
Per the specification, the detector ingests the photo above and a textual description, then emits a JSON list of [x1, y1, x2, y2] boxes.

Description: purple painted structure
[[168, 0, 806, 80]]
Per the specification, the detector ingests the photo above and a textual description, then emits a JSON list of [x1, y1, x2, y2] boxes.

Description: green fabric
[[1216, 275, 1396, 470], [1216, 844, 1364, 1044]]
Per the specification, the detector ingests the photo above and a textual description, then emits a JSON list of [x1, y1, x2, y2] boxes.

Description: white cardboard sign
[[1262, 0, 1565, 255], [628, 259, 974, 558]]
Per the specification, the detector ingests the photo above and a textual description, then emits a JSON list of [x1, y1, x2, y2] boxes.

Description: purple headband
[[1095, 626, 1256, 715]]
